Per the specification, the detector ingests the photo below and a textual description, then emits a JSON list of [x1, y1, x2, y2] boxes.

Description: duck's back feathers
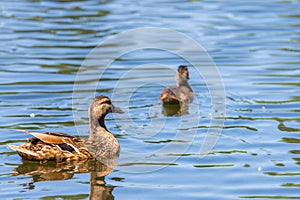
[[159, 86, 194, 104], [159, 88, 180, 104], [9, 130, 92, 162], [28, 131, 69, 144]]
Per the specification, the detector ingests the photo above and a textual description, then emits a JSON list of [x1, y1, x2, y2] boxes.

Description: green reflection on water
[[193, 164, 234, 168], [0, 120, 83, 130], [280, 138, 300, 144], [278, 123, 300, 132], [255, 96, 300, 104], [119, 162, 178, 167], [166, 150, 247, 157], [144, 139, 189, 144], [264, 172, 300, 176], [281, 183, 300, 187], [240, 195, 300, 199], [39, 194, 89, 200], [194, 125, 258, 131]]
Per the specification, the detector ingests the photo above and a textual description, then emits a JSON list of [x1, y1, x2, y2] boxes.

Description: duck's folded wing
[[16, 129, 72, 144]]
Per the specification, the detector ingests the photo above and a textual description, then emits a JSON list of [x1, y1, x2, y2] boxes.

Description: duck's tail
[[8, 145, 40, 159]]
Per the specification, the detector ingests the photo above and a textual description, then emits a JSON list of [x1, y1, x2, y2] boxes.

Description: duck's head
[[176, 65, 190, 87], [89, 96, 123, 121], [177, 65, 189, 80]]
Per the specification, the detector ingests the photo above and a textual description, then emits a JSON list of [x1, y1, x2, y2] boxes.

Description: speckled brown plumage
[[9, 96, 122, 163]]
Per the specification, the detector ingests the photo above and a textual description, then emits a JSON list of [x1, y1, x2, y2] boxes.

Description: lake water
[[1, 0, 300, 199]]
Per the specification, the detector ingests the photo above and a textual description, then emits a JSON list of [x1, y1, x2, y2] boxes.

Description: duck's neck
[[176, 74, 193, 91], [87, 112, 120, 159], [89, 113, 109, 139]]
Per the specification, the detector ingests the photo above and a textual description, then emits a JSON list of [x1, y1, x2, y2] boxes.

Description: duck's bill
[[111, 105, 124, 114]]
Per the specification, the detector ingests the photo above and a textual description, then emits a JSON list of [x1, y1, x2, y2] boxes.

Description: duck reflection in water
[[159, 65, 194, 116], [12, 159, 118, 200]]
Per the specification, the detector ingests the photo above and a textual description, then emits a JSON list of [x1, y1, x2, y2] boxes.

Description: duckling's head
[[177, 65, 189, 80], [89, 96, 123, 119], [176, 65, 190, 87]]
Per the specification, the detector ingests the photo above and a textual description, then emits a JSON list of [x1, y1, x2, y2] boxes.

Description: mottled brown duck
[[9, 96, 123, 162], [159, 65, 194, 104]]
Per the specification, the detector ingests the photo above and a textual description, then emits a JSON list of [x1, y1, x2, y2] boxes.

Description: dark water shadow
[[12, 159, 115, 200], [161, 102, 189, 116]]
